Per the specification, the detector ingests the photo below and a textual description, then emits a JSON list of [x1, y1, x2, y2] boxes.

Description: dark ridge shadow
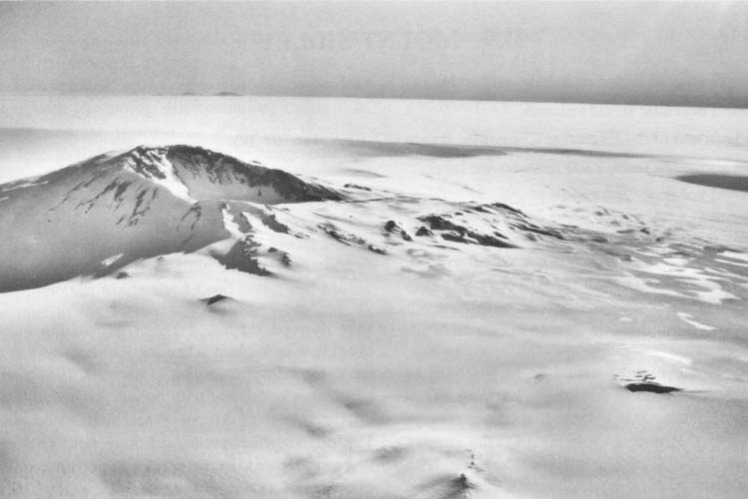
[[677, 174, 748, 193]]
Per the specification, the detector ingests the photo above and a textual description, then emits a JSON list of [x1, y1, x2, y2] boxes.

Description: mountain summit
[[48, 144, 340, 205], [0, 145, 340, 292]]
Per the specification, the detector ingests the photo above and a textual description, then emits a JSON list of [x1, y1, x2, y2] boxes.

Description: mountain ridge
[[0, 145, 341, 292], [0, 144, 632, 294]]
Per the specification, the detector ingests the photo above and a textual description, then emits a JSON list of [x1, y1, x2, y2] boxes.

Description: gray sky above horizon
[[1, 1, 748, 108]]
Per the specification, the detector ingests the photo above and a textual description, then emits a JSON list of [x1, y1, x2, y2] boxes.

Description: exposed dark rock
[[415, 226, 433, 237], [617, 371, 682, 394], [344, 183, 372, 191], [489, 202, 526, 216], [202, 294, 231, 305], [165, 145, 343, 203], [115, 271, 130, 280], [123, 147, 168, 180], [513, 222, 565, 240], [222, 207, 253, 233], [384, 220, 412, 241], [624, 382, 681, 394], [179, 204, 203, 233], [422, 215, 517, 249], [419, 215, 465, 233], [240, 205, 290, 234], [212, 237, 271, 276], [280, 253, 292, 267], [268, 247, 292, 267], [441, 232, 466, 243], [455, 473, 473, 491], [318, 223, 386, 255], [319, 223, 366, 246], [367, 244, 387, 255], [704, 244, 736, 254], [469, 232, 515, 248], [418, 472, 477, 499]]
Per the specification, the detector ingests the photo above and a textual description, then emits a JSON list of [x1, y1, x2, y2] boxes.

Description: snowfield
[[0, 97, 747, 498]]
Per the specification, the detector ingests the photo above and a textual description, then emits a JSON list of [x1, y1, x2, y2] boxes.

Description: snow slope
[[0, 99, 747, 499]]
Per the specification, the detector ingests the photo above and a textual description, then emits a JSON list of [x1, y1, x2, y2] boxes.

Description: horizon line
[[1, 92, 746, 112]]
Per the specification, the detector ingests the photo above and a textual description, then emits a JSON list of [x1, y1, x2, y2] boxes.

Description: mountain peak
[[92, 144, 341, 204], [0, 144, 342, 292]]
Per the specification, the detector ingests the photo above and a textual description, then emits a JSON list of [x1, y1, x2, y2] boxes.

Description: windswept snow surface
[[0, 98, 747, 499]]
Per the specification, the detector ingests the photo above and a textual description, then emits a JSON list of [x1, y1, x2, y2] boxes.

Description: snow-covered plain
[[0, 97, 747, 498]]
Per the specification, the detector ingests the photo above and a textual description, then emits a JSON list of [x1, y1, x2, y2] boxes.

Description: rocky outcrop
[[319, 223, 388, 255], [418, 215, 516, 249], [384, 220, 412, 241], [616, 371, 682, 394], [165, 145, 341, 203], [202, 294, 231, 306], [212, 237, 272, 277]]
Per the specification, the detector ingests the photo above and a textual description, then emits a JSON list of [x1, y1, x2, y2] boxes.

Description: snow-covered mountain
[[3, 143, 747, 305], [1, 144, 599, 295], [0, 145, 340, 291], [1, 122, 748, 499]]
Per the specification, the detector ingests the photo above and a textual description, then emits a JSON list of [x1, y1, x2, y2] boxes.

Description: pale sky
[[1, 1, 748, 107]]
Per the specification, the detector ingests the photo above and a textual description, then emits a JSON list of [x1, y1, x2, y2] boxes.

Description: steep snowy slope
[[0, 145, 340, 292]]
